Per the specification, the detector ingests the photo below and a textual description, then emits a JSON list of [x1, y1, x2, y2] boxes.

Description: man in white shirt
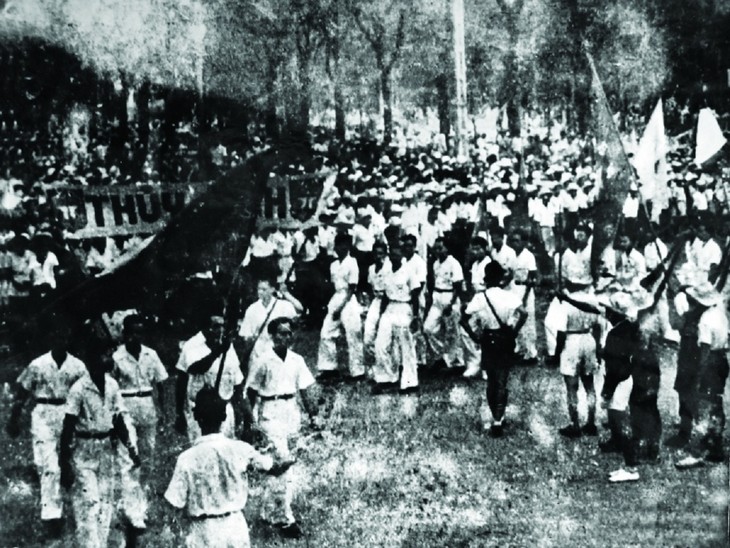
[[175, 314, 245, 443], [675, 283, 729, 469], [372, 244, 420, 394], [622, 185, 640, 236], [461, 236, 491, 378], [165, 386, 290, 547], [112, 315, 168, 532], [598, 234, 647, 292], [531, 189, 557, 256], [490, 226, 517, 276], [352, 213, 376, 290], [246, 317, 319, 538], [402, 234, 428, 367], [424, 237, 464, 373], [682, 219, 722, 285], [6, 323, 87, 537], [509, 229, 538, 362], [461, 262, 526, 436], [239, 276, 300, 372], [363, 242, 391, 372], [317, 234, 365, 381]]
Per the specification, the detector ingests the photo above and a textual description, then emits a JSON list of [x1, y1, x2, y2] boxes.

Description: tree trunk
[[334, 75, 346, 141], [297, 53, 312, 137], [380, 67, 393, 145], [265, 59, 279, 139], [436, 72, 450, 144]]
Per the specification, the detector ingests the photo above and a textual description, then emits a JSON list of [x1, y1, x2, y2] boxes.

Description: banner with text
[[49, 173, 330, 238]]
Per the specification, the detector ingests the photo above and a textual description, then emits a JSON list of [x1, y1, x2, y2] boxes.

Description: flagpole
[[584, 43, 666, 272]]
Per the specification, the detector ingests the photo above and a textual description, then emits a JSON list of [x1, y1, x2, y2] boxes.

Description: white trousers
[[72, 438, 116, 548], [544, 297, 563, 356], [186, 511, 250, 548], [258, 400, 302, 526], [424, 292, 462, 367], [30, 404, 64, 520], [118, 396, 157, 528], [317, 293, 364, 376], [373, 303, 418, 388], [514, 287, 537, 359]]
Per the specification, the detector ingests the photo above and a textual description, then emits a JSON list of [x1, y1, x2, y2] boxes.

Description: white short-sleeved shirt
[[18, 351, 87, 401], [491, 244, 517, 273], [249, 235, 276, 258], [531, 200, 556, 227], [245, 348, 315, 397], [384, 262, 417, 302], [622, 195, 640, 218], [698, 306, 729, 350], [33, 252, 59, 288], [556, 292, 601, 332], [330, 255, 359, 292], [433, 255, 464, 291], [368, 259, 392, 296], [239, 298, 298, 357], [643, 239, 668, 271], [559, 246, 592, 285], [686, 238, 722, 274], [165, 433, 273, 517], [352, 223, 375, 253], [405, 254, 428, 288], [65, 375, 125, 434], [466, 287, 522, 331], [470, 256, 492, 293], [513, 248, 537, 284], [176, 333, 244, 406], [112, 344, 168, 394]]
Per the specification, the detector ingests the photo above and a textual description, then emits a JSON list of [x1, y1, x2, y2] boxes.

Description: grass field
[[1, 320, 729, 547]]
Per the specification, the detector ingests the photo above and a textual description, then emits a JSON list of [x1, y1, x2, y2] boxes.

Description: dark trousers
[[622, 395, 662, 466], [485, 366, 510, 422], [689, 352, 729, 457], [480, 331, 515, 422]]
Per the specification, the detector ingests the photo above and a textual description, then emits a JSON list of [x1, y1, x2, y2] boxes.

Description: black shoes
[[599, 438, 621, 453], [582, 423, 598, 436], [279, 522, 304, 539], [489, 423, 504, 438], [44, 518, 63, 539], [559, 425, 582, 439], [371, 382, 397, 395]]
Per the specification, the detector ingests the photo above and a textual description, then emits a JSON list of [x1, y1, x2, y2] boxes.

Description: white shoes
[[675, 455, 704, 470], [608, 468, 640, 483]]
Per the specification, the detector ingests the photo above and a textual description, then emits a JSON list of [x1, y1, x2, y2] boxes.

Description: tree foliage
[[1, 0, 727, 138]]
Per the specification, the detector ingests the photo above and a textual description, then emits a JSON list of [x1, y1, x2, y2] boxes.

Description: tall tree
[[350, 0, 411, 144]]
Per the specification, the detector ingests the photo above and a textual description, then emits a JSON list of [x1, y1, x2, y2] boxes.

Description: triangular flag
[[634, 100, 669, 222], [695, 108, 727, 165]]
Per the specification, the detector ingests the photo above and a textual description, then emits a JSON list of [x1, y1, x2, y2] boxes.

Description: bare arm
[[5, 385, 29, 437]]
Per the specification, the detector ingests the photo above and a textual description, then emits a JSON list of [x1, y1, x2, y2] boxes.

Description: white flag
[[634, 100, 668, 221], [695, 107, 727, 165]]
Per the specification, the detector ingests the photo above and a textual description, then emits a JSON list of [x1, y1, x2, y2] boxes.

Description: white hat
[[686, 282, 722, 307]]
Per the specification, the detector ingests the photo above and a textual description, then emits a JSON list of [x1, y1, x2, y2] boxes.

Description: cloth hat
[[686, 282, 722, 307]]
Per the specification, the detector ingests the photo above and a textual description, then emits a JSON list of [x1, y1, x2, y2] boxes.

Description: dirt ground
[[0, 315, 729, 547]]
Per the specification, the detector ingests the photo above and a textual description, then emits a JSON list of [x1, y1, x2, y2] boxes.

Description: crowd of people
[[4, 116, 730, 547]]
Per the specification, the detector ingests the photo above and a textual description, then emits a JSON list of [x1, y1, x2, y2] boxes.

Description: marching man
[[317, 233, 365, 381], [176, 314, 245, 442], [246, 317, 320, 539], [111, 314, 168, 535], [424, 237, 465, 374], [372, 243, 421, 394], [60, 336, 140, 548], [6, 322, 87, 538], [363, 241, 391, 373], [165, 385, 293, 547]]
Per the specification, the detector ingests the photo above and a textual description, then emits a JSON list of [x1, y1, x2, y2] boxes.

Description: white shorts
[[560, 333, 598, 377], [609, 377, 633, 412]]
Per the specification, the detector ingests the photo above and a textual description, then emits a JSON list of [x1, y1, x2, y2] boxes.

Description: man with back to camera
[[165, 385, 293, 547], [461, 262, 527, 437]]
